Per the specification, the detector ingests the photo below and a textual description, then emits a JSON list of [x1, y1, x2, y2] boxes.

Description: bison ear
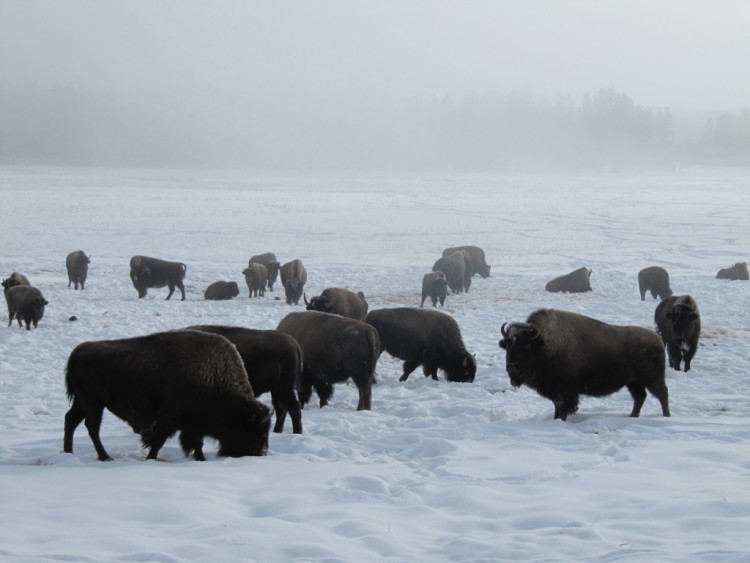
[[499, 339, 508, 349]]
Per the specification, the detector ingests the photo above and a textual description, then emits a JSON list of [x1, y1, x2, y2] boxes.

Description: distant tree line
[[0, 81, 748, 170]]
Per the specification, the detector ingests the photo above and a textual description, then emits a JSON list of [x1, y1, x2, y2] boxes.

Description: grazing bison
[[442, 245, 491, 278], [249, 253, 281, 291], [654, 294, 701, 372], [279, 259, 307, 305], [545, 267, 592, 293], [2, 272, 30, 290], [63, 330, 272, 461], [365, 307, 476, 383], [499, 309, 670, 421], [716, 262, 749, 281], [204, 281, 240, 301], [66, 250, 90, 290], [188, 325, 303, 434], [638, 266, 673, 301], [242, 263, 268, 298], [129, 255, 187, 300], [421, 271, 448, 307], [277, 311, 380, 411], [5, 285, 48, 330], [304, 287, 369, 320], [432, 251, 467, 294]]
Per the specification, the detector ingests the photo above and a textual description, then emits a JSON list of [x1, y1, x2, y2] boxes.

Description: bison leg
[[315, 381, 334, 408], [626, 382, 647, 417], [645, 379, 671, 417], [422, 361, 439, 381], [143, 420, 177, 460], [399, 360, 421, 382], [271, 396, 287, 434], [553, 394, 579, 421], [666, 342, 682, 371], [682, 347, 696, 372], [83, 406, 113, 461], [63, 400, 86, 454], [166, 283, 176, 300], [179, 430, 206, 461], [297, 375, 314, 409], [355, 380, 372, 411]]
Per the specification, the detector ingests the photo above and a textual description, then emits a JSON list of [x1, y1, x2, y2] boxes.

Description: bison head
[[499, 322, 544, 387], [130, 263, 151, 298], [304, 293, 330, 313], [217, 403, 272, 458], [445, 352, 477, 383], [2, 277, 20, 292], [666, 304, 699, 345]]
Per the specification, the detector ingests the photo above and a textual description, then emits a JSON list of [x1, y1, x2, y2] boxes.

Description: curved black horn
[[303, 292, 309, 305], [500, 322, 509, 339]]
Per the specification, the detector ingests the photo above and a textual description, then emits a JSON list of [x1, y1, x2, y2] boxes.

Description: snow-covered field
[[1, 166, 749, 562]]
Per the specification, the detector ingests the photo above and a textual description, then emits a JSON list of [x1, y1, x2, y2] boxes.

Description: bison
[[63, 330, 272, 461], [277, 311, 380, 411], [365, 307, 476, 383], [204, 281, 240, 301], [638, 266, 673, 301], [654, 294, 701, 372], [242, 263, 268, 298], [499, 308, 670, 421], [129, 255, 187, 300], [304, 287, 369, 320], [249, 253, 281, 291], [716, 262, 749, 281], [5, 285, 48, 330], [421, 271, 448, 307], [545, 267, 592, 293], [187, 325, 304, 434], [280, 259, 307, 305], [432, 251, 467, 294], [442, 245, 491, 278], [2, 272, 30, 290], [66, 250, 90, 290]]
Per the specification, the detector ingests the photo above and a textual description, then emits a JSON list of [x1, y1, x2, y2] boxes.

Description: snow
[[1, 166, 749, 562]]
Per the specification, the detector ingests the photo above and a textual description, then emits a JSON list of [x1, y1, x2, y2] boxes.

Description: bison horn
[[303, 293, 309, 305], [500, 322, 509, 339]]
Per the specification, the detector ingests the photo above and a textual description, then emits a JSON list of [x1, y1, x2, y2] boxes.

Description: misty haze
[[1, 1, 749, 170]]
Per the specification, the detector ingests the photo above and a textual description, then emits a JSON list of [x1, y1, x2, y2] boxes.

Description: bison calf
[[432, 251, 468, 294], [242, 263, 268, 297], [277, 311, 380, 411], [654, 294, 701, 372], [64, 330, 271, 461], [66, 250, 90, 290], [249, 252, 281, 291], [188, 325, 304, 434], [442, 245, 491, 278], [499, 308, 670, 420], [5, 285, 48, 330], [638, 266, 672, 301], [129, 255, 187, 300], [365, 307, 476, 383], [421, 271, 448, 307]]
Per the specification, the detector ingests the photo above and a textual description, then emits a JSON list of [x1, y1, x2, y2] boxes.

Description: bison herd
[[2, 248, 745, 462]]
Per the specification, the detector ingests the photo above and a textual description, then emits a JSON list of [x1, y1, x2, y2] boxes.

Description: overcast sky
[[2, 0, 749, 111]]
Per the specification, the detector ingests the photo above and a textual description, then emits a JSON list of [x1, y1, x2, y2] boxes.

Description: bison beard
[[499, 309, 670, 421], [63, 330, 271, 461]]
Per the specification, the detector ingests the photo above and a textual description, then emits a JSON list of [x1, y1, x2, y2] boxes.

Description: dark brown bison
[[188, 325, 304, 434], [2, 272, 30, 290], [249, 253, 281, 291], [204, 281, 240, 300], [545, 267, 592, 293], [277, 311, 380, 411], [365, 307, 476, 383], [63, 330, 272, 461], [654, 294, 701, 372], [442, 245, 491, 277], [5, 285, 48, 330], [304, 287, 368, 320], [242, 263, 268, 297], [421, 271, 448, 307], [66, 250, 90, 290], [280, 259, 307, 305], [716, 262, 749, 281], [432, 251, 467, 294], [638, 266, 673, 301], [129, 255, 187, 300], [499, 309, 670, 421]]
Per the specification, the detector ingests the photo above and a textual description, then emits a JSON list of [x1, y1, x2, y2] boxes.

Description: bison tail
[[180, 263, 187, 273], [64, 355, 78, 404]]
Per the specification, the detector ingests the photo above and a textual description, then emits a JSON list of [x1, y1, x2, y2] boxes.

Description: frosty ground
[[1, 166, 749, 562]]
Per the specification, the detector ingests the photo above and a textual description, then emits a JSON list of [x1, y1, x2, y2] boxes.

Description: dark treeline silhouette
[[0, 81, 747, 171]]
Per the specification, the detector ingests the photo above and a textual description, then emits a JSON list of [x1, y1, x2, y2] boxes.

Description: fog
[[2, 1, 749, 169]]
